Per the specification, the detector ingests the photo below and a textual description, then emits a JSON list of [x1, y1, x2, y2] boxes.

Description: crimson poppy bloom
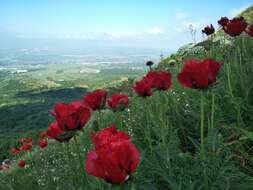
[[84, 89, 107, 111], [20, 143, 32, 151], [177, 59, 222, 89], [46, 122, 74, 142], [91, 125, 130, 149], [38, 139, 48, 148], [245, 24, 253, 37], [85, 126, 140, 184], [11, 148, 21, 155], [107, 94, 129, 111], [133, 78, 153, 97], [52, 100, 91, 131], [18, 160, 26, 168], [202, 24, 215, 36], [218, 17, 229, 27], [145, 71, 172, 91], [223, 17, 248, 37]]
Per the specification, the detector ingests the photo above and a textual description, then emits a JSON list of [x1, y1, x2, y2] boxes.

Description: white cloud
[[102, 30, 141, 39], [61, 34, 96, 40], [175, 10, 188, 19], [146, 28, 164, 35], [230, 4, 251, 17]]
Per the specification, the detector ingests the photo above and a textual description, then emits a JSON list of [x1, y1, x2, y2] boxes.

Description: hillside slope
[[1, 5, 253, 190]]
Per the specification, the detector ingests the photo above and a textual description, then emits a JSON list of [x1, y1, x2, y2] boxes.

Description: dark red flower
[[11, 148, 21, 155], [133, 78, 153, 97], [218, 17, 229, 27], [53, 100, 91, 131], [91, 125, 130, 149], [146, 61, 154, 66], [84, 90, 107, 111], [46, 122, 74, 142], [38, 139, 48, 148], [145, 71, 172, 90], [39, 131, 47, 139], [177, 59, 222, 89], [202, 24, 215, 36], [20, 143, 32, 151], [245, 24, 253, 37], [107, 94, 129, 111], [19, 137, 33, 144], [18, 160, 26, 168], [223, 17, 248, 37], [85, 126, 140, 184]]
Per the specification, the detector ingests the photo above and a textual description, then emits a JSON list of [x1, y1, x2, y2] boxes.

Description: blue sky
[[0, 0, 252, 50]]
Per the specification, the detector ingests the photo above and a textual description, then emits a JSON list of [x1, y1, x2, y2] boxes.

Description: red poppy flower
[[83, 89, 107, 111], [46, 122, 74, 142], [245, 24, 253, 37], [19, 137, 33, 144], [11, 148, 21, 155], [53, 100, 91, 131], [20, 143, 32, 151], [85, 126, 140, 184], [107, 94, 129, 111], [202, 24, 215, 36], [18, 160, 26, 168], [133, 78, 153, 97], [38, 139, 48, 148], [223, 17, 248, 37], [177, 59, 222, 89], [145, 71, 172, 90], [91, 125, 130, 149], [218, 17, 229, 27]]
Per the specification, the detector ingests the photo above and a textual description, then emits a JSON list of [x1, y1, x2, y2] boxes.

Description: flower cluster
[[201, 16, 252, 38], [218, 16, 252, 37], [133, 70, 172, 97], [10, 137, 34, 168]]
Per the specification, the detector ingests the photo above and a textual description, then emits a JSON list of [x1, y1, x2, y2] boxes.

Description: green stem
[[200, 91, 205, 160], [144, 99, 153, 154], [73, 136, 90, 189], [64, 143, 78, 188], [226, 63, 233, 97], [211, 93, 215, 130]]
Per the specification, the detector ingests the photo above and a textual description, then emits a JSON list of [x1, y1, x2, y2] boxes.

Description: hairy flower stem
[[64, 143, 78, 188], [144, 99, 153, 154], [200, 91, 205, 160], [73, 136, 90, 189], [211, 93, 215, 130], [226, 63, 233, 98]]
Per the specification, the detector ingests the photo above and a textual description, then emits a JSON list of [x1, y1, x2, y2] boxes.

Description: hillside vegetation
[[1, 5, 253, 190]]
